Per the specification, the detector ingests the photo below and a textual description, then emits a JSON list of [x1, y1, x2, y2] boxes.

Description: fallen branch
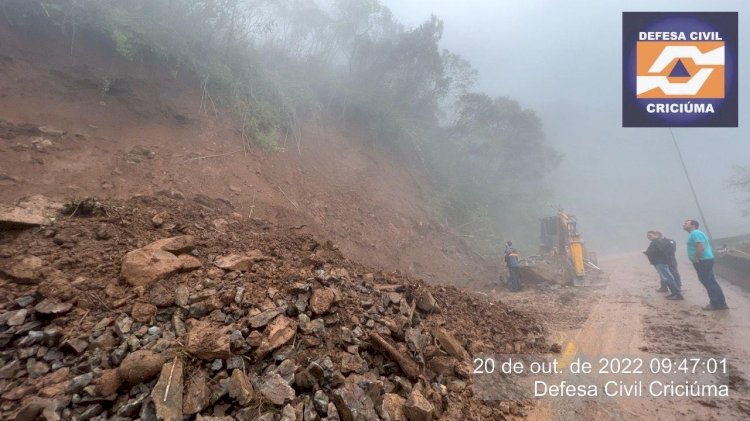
[[183, 149, 244, 163], [277, 187, 299, 209], [370, 332, 420, 380]]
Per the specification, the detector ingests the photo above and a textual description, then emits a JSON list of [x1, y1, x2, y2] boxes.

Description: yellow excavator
[[537, 210, 597, 285]]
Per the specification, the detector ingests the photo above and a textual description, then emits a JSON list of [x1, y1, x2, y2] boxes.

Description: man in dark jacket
[[644, 231, 683, 299], [660, 235, 681, 289]]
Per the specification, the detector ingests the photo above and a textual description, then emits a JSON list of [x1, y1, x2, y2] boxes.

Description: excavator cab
[[540, 211, 587, 285]]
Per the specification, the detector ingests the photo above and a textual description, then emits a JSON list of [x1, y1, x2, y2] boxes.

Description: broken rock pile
[[0, 195, 549, 420]]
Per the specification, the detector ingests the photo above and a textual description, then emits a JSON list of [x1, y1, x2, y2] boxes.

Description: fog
[[382, 0, 750, 254]]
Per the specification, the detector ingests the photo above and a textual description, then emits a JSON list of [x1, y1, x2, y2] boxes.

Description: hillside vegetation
[[4, 0, 561, 253]]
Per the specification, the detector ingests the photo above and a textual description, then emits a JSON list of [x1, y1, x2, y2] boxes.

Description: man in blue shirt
[[683, 219, 728, 310]]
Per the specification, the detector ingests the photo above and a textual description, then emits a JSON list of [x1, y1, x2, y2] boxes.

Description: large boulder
[[1, 255, 44, 284], [121, 236, 197, 287], [121, 248, 183, 287], [0, 195, 60, 230], [118, 350, 165, 385]]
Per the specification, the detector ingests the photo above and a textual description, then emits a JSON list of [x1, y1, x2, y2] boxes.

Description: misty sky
[[382, 0, 750, 253]]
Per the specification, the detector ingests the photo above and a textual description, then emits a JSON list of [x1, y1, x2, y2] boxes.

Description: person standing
[[660, 235, 681, 289], [683, 220, 728, 310], [504, 245, 522, 292], [644, 231, 683, 299]]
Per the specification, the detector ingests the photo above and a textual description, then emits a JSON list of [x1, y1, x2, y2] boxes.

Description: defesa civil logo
[[623, 12, 738, 127]]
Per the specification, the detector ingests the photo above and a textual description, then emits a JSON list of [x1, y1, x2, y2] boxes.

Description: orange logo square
[[636, 41, 724, 99]]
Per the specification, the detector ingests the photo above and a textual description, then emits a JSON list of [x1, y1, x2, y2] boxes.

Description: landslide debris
[[0, 195, 549, 420]]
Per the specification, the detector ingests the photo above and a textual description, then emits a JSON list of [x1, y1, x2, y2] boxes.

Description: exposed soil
[[0, 19, 498, 292]]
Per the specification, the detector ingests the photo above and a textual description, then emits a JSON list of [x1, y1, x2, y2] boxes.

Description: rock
[[247, 307, 286, 328], [121, 248, 183, 287], [416, 291, 439, 313], [33, 299, 73, 315], [257, 372, 295, 406], [61, 338, 88, 355], [89, 331, 116, 350], [118, 350, 165, 384], [280, 404, 296, 421], [309, 288, 336, 315], [67, 372, 94, 394], [7, 308, 27, 326], [159, 190, 186, 201], [15, 295, 36, 307], [332, 381, 378, 421], [2, 384, 34, 400], [184, 319, 231, 360], [37, 277, 75, 301], [427, 356, 457, 378], [1, 255, 43, 283], [131, 302, 157, 323], [149, 283, 175, 307], [39, 380, 69, 398], [77, 403, 103, 421], [183, 369, 211, 415], [94, 224, 112, 240], [13, 396, 53, 421], [446, 380, 466, 393], [0, 359, 20, 379], [313, 390, 329, 414], [209, 359, 223, 372], [175, 285, 190, 307], [381, 393, 406, 421], [93, 369, 122, 396], [188, 297, 220, 318], [151, 358, 184, 421], [0, 195, 59, 229], [144, 235, 195, 255], [403, 390, 434, 421], [255, 316, 298, 359], [430, 328, 470, 361], [172, 314, 186, 337], [213, 254, 254, 271], [178, 255, 202, 271], [228, 369, 254, 406], [152, 214, 165, 227], [114, 316, 134, 337], [340, 353, 368, 375], [116, 393, 147, 418], [104, 283, 126, 299], [27, 359, 50, 377]]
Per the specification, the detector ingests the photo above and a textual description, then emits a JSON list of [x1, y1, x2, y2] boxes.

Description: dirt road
[[504, 253, 750, 420]]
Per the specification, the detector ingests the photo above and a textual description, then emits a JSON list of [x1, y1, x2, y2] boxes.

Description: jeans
[[692, 259, 727, 307], [669, 263, 681, 288], [508, 267, 521, 291], [655, 264, 681, 295]]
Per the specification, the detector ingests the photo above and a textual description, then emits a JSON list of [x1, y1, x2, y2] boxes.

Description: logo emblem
[[623, 13, 738, 127]]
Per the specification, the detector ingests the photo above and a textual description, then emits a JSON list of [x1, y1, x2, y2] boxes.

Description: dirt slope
[[0, 21, 498, 290]]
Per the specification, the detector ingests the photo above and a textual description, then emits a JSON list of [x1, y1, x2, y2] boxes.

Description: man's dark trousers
[[509, 267, 521, 291], [693, 259, 727, 307]]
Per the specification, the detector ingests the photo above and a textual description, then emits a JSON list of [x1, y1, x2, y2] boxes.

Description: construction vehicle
[[532, 210, 597, 286]]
